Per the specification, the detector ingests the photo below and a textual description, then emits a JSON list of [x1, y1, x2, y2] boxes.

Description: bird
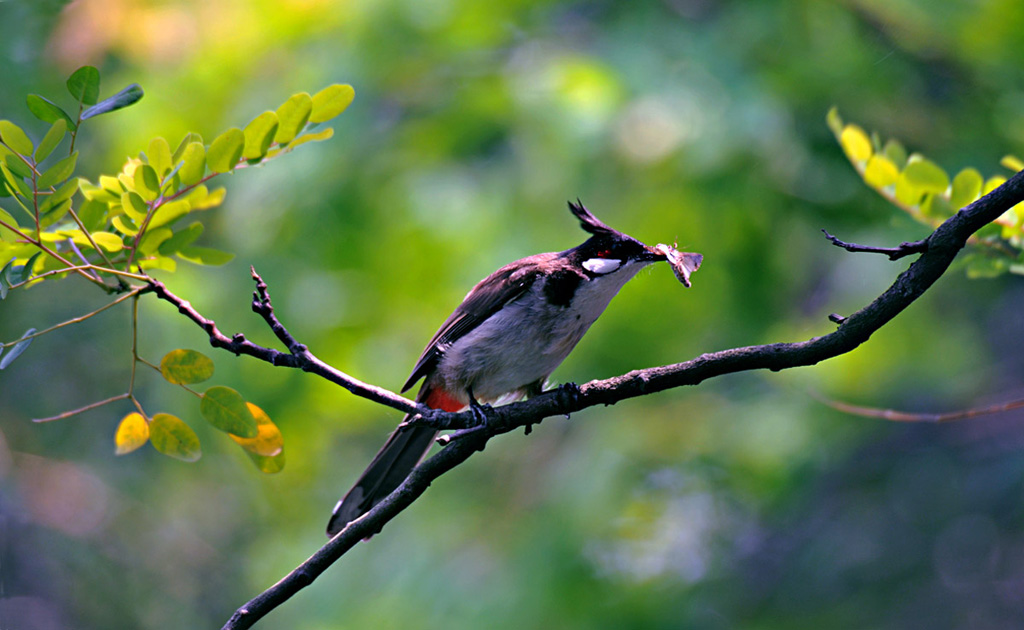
[[326, 200, 701, 536]]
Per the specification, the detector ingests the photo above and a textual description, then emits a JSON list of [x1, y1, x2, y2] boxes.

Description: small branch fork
[[136, 168, 1024, 630], [821, 229, 928, 260]]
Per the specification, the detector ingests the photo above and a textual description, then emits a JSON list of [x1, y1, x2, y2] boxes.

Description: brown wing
[[401, 258, 548, 392]]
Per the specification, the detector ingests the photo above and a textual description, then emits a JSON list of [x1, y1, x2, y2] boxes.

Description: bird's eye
[[583, 258, 622, 274]]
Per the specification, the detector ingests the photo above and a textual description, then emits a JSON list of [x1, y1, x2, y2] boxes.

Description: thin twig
[[813, 391, 1024, 423], [2, 288, 141, 348], [821, 229, 928, 260], [32, 392, 130, 423]]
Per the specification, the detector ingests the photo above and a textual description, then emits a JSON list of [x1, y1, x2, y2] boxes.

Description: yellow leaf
[[863, 154, 899, 189], [115, 412, 149, 455], [230, 402, 284, 457], [840, 124, 872, 162]]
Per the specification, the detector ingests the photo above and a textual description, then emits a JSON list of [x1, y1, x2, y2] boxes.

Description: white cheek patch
[[582, 258, 622, 275]]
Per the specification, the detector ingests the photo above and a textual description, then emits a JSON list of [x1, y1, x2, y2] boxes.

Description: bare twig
[[821, 229, 928, 260], [811, 391, 1024, 423], [182, 167, 1024, 629]]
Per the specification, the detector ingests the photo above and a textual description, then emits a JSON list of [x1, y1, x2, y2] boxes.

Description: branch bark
[[146, 167, 1024, 629]]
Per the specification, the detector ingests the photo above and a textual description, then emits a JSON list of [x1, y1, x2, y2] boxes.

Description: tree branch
[[205, 168, 1024, 629]]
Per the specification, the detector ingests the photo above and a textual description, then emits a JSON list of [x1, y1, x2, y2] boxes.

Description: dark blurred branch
[[213, 168, 1024, 629]]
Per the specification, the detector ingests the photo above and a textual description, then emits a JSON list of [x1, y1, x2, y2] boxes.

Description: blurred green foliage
[[1, 1, 1024, 628]]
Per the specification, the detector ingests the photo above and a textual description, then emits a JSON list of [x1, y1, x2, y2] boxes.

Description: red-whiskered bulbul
[[326, 201, 702, 536]]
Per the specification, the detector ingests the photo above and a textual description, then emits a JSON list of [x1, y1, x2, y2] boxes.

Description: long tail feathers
[[326, 386, 465, 536]]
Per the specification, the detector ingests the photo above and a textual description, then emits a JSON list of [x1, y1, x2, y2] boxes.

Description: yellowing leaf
[[230, 403, 284, 457], [89, 231, 124, 252], [160, 349, 215, 384], [1001, 155, 1024, 173], [149, 413, 201, 462], [177, 246, 234, 266], [863, 154, 899, 189], [200, 386, 257, 437], [207, 128, 245, 173], [274, 93, 313, 144], [310, 84, 355, 123], [115, 412, 149, 455], [839, 124, 872, 162], [287, 128, 334, 150]]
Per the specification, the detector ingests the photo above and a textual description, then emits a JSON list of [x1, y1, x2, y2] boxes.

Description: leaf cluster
[[1, 66, 353, 472], [829, 108, 1024, 278]]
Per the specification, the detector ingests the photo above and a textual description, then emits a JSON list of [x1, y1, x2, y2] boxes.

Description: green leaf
[[148, 137, 172, 179], [138, 226, 172, 255], [0, 162, 32, 198], [950, 168, 983, 210], [310, 84, 355, 123], [35, 119, 68, 162], [172, 132, 204, 163], [0, 208, 22, 241], [134, 163, 160, 201], [159, 222, 203, 256], [863, 154, 899, 189], [13, 252, 42, 284], [39, 200, 72, 228], [274, 93, 313, 144], [883, 139, 908, 169], [177, 246, 235, 266], [826, 107, 843, 136], [207, 128, 245, 173], [78, 199, 107, 231], [243, 111, 279, 160], [0, 120, 34, 156], [200, 386, 258, 437], [121, 191, 149, 223], [149, 413, 202, 462], [964, 253, 1008, 279], [114, 412, 150, 455], [921, 193, 953, 219], [81, 84, 144, 121], [178, 141, 206, 186], [0, 327, 36, 369], [839, 124, 872, 162], [902, 156, 949, 194], [160, 349, 215, 384], [41, 178, 79, 214], [66, 66, 100, 105], [37, 152, 77, 189], [26, 95, 76, 131]]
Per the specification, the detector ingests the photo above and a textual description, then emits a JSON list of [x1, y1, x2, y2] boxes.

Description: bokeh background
[[3, 0, 1024, 628]]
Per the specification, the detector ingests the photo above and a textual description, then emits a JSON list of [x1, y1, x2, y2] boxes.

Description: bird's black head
[[566, 200, 666, 276]]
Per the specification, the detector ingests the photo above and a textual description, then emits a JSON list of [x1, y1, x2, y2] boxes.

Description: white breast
[[432, 260, 650, 403]]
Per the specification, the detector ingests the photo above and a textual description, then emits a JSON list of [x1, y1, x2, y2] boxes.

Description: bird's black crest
[[567, 199, 617, 236]]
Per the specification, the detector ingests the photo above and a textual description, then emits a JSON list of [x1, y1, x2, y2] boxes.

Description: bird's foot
[[557, 381, 582, 416], [436, 389, 493, 448]]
